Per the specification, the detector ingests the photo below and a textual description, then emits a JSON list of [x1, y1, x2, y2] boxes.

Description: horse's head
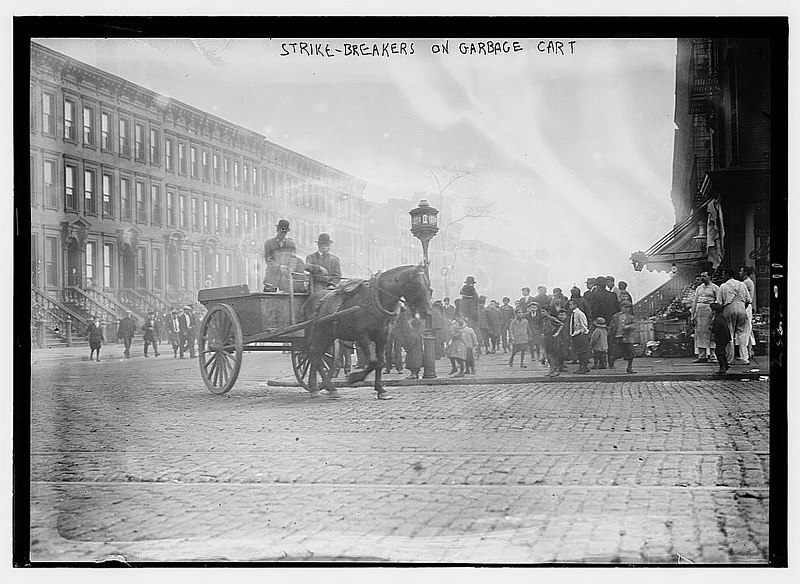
[[396, 265, 432, 316]]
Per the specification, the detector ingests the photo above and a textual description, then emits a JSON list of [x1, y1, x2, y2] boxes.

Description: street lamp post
[[409, 199, 439, 379]]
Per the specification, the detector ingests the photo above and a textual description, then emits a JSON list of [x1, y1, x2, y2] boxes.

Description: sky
[[37, 36, 676, 298]]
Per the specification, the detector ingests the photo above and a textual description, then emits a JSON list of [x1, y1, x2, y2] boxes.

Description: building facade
[[643, 38, 770, 302], [29, 42, 367, 316]]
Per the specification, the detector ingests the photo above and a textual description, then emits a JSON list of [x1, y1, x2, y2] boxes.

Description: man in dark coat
[[116, 310, 136, 358], [589, 276, 620, 325], [179, 305, 197, 359], [459, 276, 479, 325], [305, 232, 342, 288], [142, 310, 160, 358], [263, 219, 304, 291], [87, 316, 104, 361]]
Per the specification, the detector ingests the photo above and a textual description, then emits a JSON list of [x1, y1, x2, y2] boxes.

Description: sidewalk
[[30, 341, 769, 385], [268, 349, 770, 388]]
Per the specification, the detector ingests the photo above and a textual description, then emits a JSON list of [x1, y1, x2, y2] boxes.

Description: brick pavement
[[27, 349, 770, 564]]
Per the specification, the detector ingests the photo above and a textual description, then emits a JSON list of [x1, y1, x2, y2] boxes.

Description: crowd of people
[[83, 305, 204, 361], [335, 274, 640, 379]]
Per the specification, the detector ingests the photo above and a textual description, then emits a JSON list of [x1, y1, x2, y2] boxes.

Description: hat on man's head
[[184, 305, 192, 311], [171, 309, 178, 314], [316, 233, 333, 245], [277, 219, 291, 231], [465, 276, 476, 284], [595, 317, 606, 326]]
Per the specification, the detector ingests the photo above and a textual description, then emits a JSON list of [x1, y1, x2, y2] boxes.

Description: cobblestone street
[[28, 348, 770, 564]]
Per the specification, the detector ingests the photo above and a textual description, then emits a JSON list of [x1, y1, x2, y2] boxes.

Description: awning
[[642, 199, 713, 273]]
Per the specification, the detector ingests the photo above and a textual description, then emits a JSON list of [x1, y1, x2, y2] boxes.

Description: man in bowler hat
[[305, 232, 342, 288]]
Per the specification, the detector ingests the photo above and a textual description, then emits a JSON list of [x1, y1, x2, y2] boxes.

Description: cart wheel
[[291, 340, 340, 391], [198, 303, 243, 395]]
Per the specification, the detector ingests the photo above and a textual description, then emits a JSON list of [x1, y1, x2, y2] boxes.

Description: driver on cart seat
[[263, 219, 306, 292]]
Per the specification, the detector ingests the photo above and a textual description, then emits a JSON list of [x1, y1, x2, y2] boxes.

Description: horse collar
[[368, 273, 402, 318]]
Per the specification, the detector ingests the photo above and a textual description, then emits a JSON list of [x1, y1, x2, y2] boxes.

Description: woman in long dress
[[691, 271, 720, 363]]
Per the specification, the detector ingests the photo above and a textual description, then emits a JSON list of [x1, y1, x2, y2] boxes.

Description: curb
[[267, 372, 768, 388]]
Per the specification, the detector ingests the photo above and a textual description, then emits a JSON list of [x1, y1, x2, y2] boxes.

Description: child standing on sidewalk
[[710, 302, 731, 375], [462, 319, 479, 374], [590, 317, 609, 369], [615, 303, 637, 374], [508, 308, 531, 368], [446, 318, 467, 377], [541, 307, 565, 377]]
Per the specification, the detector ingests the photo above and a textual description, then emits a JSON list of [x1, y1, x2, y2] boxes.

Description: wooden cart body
[[196, 283, 353, 394]]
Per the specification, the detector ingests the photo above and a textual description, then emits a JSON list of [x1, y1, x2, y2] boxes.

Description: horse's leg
[[347, 335, 372, 384], [373, 336, 392, 400]]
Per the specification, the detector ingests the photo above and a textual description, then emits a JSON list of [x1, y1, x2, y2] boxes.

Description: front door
[[67, 239, 82, 287], [122, 245, 136, 289]]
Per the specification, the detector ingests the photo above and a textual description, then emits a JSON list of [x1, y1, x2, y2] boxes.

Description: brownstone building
[[29, 42, 366, 337]]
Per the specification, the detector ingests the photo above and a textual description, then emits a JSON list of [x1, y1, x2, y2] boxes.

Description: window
[[179, 194, 187, 229], [234, 161, 240, 188], [119, 118, 130, 156], [101, 112, 112, 150], [121, 177, 131, 219], [167, 191, 175, 226], [84, 169, 96, 214], [152, 184, 162, 225], [103, 243, 114, 288], [152, 249, 163, 289], [214, 202, 220, 233], [134, 123, 145, 160], [30, 155, 37, 204], [181, 249, 189, 289], [178, 143, 186, 174], [63, 98, 76, 141], [235, 207, 240, 234], [224, 157, 231, 186], [102, 173, 113, 216], [253, 210, 258, 232], [225, 254, 232, 284], [191, 197, 199, 230], [224, 205, 231, 234], [65, 163, 77, 210], [85, 241, 97, 284], [192, 249, 201, 289], [253, 167, 258, 194], [202, 150, 209, 180], [213, 153, 220, 183], [83, 106, 95, 146], [165, 138, 174, 171], [135, 181, 146, 222], [244, 209, 250, 231], [44, 159, 57, 206], [243, 163, 249, 192], [42, 92, 55, 135], [190, 146, 198, 178], [203, 200, 209, 230], [137, 247, 147, 289], [150, 129, 160, 163], [45, 236, 58, 287]]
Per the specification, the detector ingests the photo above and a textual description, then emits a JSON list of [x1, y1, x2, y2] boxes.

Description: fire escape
[[688, 39, 721, 209]]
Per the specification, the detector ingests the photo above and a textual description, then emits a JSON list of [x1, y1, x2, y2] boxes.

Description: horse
[[300, 264, 432, 399]]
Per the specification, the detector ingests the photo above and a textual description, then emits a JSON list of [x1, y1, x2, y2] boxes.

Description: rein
[[367, 271, 403, 317]]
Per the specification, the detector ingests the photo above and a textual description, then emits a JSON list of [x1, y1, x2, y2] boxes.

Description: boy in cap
[[167, 308, 181, 358], [590, 317, 609, 369], [142, 310, 160, 358]]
